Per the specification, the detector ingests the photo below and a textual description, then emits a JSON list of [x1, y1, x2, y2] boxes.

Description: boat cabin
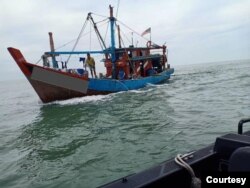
[[104, 46, 167, 79]]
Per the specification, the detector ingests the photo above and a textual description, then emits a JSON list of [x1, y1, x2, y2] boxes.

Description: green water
[[0, 60, 249, 187]]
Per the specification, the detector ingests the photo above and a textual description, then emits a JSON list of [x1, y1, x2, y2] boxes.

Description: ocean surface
[[0, 60, 249, 188]]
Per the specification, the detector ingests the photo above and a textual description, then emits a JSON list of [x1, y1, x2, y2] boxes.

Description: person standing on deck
[[85, 53, 97, 78]]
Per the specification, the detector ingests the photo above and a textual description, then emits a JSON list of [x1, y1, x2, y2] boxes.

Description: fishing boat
[[100, 118, 250, 188], [8, 5, 174, 103]]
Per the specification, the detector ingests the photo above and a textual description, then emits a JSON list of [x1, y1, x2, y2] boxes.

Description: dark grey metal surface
[[99, 145, 215, 188], [31, 67, 88, 93]]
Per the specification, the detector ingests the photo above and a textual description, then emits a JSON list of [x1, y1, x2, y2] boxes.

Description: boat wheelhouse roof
[[115, 46, 163, 52]]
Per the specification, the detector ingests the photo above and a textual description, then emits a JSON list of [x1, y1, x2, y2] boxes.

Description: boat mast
[[117, 25, 122, 48], [87, 13, 107, 49], [163, 45, 167, 70], [109, 5, 116, 79], [48, 32, 58, 68]]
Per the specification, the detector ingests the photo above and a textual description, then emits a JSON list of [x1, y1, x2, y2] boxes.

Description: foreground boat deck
[[100, 127, 250, 188]]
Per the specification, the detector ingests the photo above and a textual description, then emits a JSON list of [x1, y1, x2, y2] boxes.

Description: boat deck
[[100, 129, 250, 188]]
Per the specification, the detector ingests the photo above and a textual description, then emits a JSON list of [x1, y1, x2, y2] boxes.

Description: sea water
[[0, 60, 249, 188]]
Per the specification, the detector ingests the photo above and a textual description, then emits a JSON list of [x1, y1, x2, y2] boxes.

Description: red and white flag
[[141, 27, 151, 36]]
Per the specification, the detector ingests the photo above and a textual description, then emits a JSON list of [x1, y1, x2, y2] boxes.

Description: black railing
[[238, 118, 250, 134]]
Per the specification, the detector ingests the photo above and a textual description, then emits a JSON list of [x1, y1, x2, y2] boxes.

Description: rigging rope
[[119, 25, 132, 45], [117, 20, 146, 40], [35, 58, 42, 65], [89, 20, 92, 50], [95, 17, 109, 24], [96, 21, 109, 50], [92, 12, 108, 18], [55, 38, 77, 50], [66, 18, 88, 64], [55, 18, 108, 50], [89, 21, 105, 52], [104, 21, 110, 43], [55, 20, 108, 53], [117, 19, 159, 46]]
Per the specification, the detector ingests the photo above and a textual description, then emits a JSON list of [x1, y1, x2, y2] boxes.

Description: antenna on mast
[[116, 0, 120, 18]]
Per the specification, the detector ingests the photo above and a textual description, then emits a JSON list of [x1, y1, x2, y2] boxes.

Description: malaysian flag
[[141, 27, 151, 36]]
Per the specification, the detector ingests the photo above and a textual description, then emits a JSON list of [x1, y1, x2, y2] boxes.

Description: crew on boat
[[85, 53, 97, 78]]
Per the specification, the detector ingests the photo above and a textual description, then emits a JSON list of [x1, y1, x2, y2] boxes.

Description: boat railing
[[129, 54, 162, 61], [238, 118, 250, 134]]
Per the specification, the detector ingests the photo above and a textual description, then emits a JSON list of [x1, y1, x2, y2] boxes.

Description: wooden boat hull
[[8, 47, 174, 103], [8, 47, 91, 103], [27, 77, 110, 103]]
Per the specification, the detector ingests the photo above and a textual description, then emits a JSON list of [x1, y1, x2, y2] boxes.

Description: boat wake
[[42, 82, 171, 106], [127, 89, 152, 94], [49, 95, 113, 105]]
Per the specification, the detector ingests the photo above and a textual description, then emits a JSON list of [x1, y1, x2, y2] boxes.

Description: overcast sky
[[1, 0, 250, 80]]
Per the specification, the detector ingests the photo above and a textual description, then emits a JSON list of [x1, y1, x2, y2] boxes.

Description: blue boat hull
[[88, 68, 174, 92]]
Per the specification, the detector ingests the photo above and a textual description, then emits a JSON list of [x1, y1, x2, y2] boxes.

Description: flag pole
[[132, 32, 134, 46], [150, 28, 151, 43]]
